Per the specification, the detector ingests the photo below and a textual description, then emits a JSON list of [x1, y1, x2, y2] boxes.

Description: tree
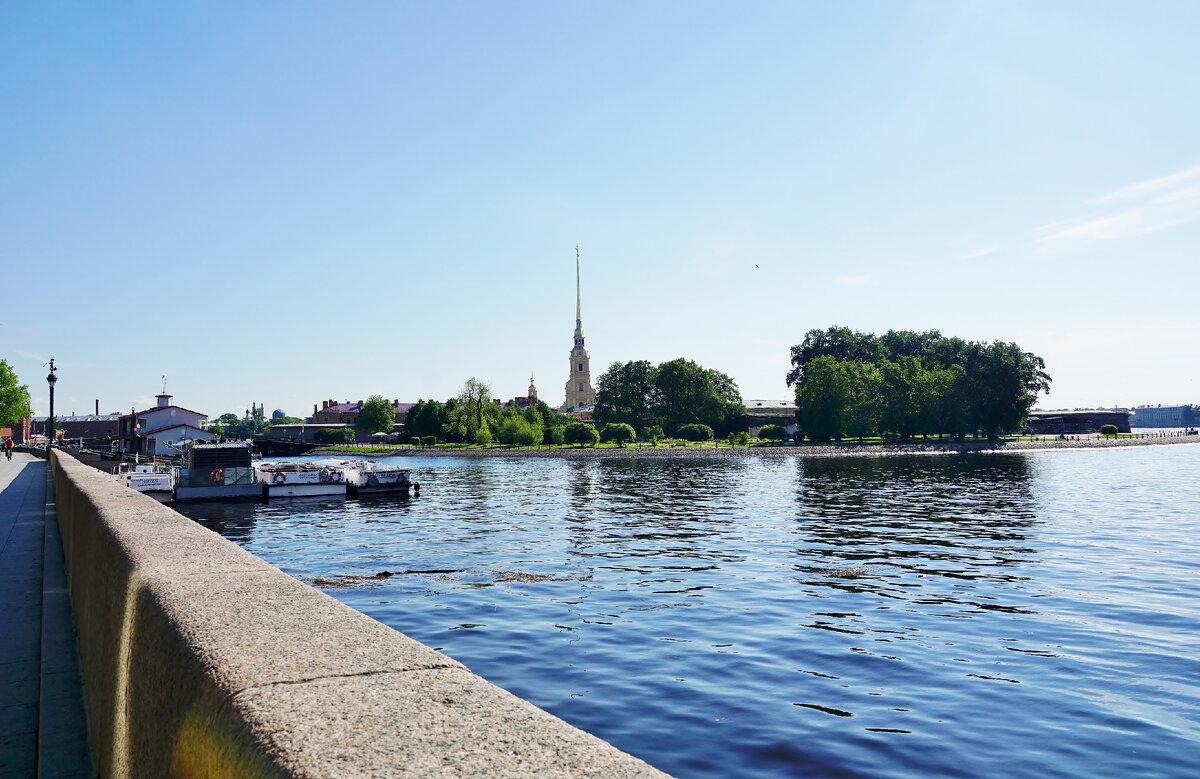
[[842, 361, 882, 443], [0, 362, 34, 424], [654, 358, 744, 436], [795, 355, 849, 441], [963, 342, 1051, 439], [642, 425, 664, 446], [600, 422, 635, 447], [879, 357, 923, 440], [355, 395, 395, 436], [450, 378, 492, 439], [786, 326, 881, 387], [472, 421, 492, 446], [405, 400, 449, 440], [564, 421, 599, 448], [594, 360, 659, 432], [544, 426, 565, 445]]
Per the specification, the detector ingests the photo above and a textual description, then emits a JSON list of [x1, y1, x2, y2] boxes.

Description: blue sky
[[3, 2, 1197, 418]]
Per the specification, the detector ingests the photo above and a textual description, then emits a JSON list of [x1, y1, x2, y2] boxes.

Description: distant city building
[[307, 399, 413, 425], [1129, 404, 1198, 428], [505, 376, 540, 411], [740, 399, 799, 436], [272, 409, 287, 419], [117, 392, 217, 456], [562, 248, 596, 413], [1025, 409, 1132, 435]]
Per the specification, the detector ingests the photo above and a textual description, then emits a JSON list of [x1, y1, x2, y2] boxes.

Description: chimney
[[156, 393, 171, 409], [314, 404, 319, 414]]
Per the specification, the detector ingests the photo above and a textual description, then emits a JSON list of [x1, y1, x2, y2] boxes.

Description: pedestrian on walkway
[[3, 437, 12, 460]]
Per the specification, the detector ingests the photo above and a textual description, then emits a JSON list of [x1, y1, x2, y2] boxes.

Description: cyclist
[[3, 437, 13, 460]]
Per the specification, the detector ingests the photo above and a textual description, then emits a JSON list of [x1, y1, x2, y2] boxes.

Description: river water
[[176, 445, 1200, 778]]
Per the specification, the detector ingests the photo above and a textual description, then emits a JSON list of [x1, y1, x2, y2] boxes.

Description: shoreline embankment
[[48, 449, 669, 777], [319, 435, 1200, 460]]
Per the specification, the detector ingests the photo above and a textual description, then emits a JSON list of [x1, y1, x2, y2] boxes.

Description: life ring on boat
[[272, 471, 286, 485], [330, 470, 343, 482], [209, 468, 224, 484]]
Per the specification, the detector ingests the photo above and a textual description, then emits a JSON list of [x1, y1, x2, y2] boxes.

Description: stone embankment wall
[[49, 450, 668, 778]]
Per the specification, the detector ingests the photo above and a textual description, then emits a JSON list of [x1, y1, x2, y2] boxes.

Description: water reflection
[[173, 449, 1200, 779]]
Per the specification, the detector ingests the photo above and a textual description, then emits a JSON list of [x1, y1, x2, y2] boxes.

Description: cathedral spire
[[575, 245, 582, 335]]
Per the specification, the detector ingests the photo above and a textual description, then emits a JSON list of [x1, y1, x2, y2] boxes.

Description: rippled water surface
[[177, 445, 1200, 778]]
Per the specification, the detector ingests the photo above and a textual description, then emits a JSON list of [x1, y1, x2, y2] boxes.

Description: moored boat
[[174, 442, 263, 502], [116, 462, 175, 504], [340, 460, 420, 497], [256, 461, 347, 499]]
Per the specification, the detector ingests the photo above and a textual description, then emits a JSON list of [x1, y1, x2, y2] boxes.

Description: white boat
[[340, 460, 420, 496], [256, 461, 347, 499], [116, 462, 175, 503]]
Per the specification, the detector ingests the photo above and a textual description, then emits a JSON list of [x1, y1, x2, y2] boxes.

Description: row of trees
[[788, 327, 1051, 441], [593, 358, 745, 437], [404, 378, 579, 446]]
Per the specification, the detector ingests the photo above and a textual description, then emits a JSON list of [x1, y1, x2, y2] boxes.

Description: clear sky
[[3, 2, 1197, 418]]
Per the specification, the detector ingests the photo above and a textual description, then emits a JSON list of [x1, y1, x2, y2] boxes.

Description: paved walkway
[[0, 453, 93, 778]]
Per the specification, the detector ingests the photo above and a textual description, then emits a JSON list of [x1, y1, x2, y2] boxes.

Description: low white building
[[117, 393, 217, 456]]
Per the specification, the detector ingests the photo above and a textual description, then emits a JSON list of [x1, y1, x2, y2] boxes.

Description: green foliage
[[213, 410, 268, 438], [544, 426, 566, 445], [594, 358, 745, 437], [677, 423, 714, 441], [453, 377, 492, 439], [422, 435, 438, 447], [642, 425, 664, 446], [564, 421, 599, 447], [314, 428, 351, 445], [726, 431, 750, 446], [497, 412, 544, 447], [879, 357, 922, 440], [1099, 424, 1118, 436], [600, 422, 636, 447], [757, 424, 788, 441], [789, 327, 1051, 442], [594, 360, 658, 432], [405, 400, 449, 440], [355, 395, 396, 436], [796, 356, 847, 441], [472, 421, 492, 446], [267, 416, 304, 426]]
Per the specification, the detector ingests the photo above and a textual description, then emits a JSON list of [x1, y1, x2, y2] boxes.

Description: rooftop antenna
[[161, 374, 167, 395]]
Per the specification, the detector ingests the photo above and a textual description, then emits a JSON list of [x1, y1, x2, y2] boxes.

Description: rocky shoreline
[[323, 435, 1199, 460]]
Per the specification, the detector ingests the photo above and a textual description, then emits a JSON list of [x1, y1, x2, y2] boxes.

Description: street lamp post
[[46, 359, 57, 449]]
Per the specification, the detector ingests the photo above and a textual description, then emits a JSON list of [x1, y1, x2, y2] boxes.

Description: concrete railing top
[[50, 450, 669, 778]]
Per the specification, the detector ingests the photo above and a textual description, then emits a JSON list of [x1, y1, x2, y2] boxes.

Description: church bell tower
[[563, 246, 596, 411]]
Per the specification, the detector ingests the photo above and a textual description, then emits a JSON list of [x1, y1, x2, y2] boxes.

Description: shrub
[[601, 422, 636, 447], [422, 435, 438, 447], [314, 428, 350, 445], [472, 424, 493, 446], [677, 423, 714, 441], [757, 424, 788, 441], [642, 425, 664, 446], [726, 431, 750, 446], [1099, 424, 1118, 436], [564, 421, 600, 448], [544, 426, 566, 445]]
